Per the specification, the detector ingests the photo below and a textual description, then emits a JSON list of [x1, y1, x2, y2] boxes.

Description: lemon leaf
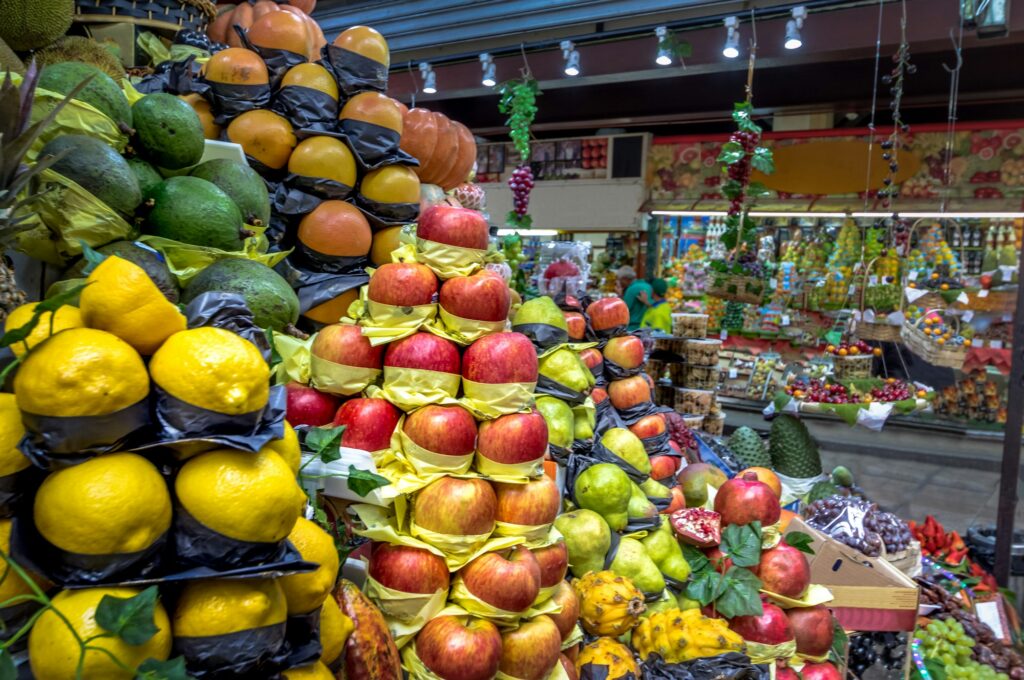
[[347, 466, 389, 497], [0, 648, 15, 680], [137, 657, 194, 680], [95, 586, 160, 645]]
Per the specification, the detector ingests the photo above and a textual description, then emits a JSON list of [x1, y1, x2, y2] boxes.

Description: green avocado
[[189, 158, 270, 227], [39, 61, 131, 130], [132, 93, 205, 170], [182, 258, 299, 331], [62, 240, 179, 303], [127, 158, 163, 198], [144, 176, 247, 251], [39, 134, 140, 216]]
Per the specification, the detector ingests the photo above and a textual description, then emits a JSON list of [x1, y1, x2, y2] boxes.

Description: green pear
[[539, 348, 594, 393], [641, 521, 692, 582], [639, 476, 671, 499], [572, 403, 595, 439], [677, 593, 702, 610], [573, 463, 631, 531], [513, 296, 568, 331], [627, 480, 657, 520], [601, 428, 652, 475], [610, 537, 666, 594], [535, 396, 575, 448], [641, 589, 678, 618], [553, 509, 611, 578]]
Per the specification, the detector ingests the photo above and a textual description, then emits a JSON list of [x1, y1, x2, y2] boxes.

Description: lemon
[[150, 327, 269, 414], [0, 518, 47, 604], [173, 578, 287, 637], [34, 453, 171, 555], [319, 596, 352, 666], [29, 587, 172, 680], [15, 328, 149, 417], [279, 518, 340, 614], [284, 662, 335, 679], [175, 449, 303, 543], [79, 256, 187, 355], [266, 420, 301, 474], [0, 394, 29, 476], [3, 302, 83, 357]]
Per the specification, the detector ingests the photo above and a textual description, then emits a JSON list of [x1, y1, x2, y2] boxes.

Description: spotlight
[[418, 62, 436, 93], [479, 53, 496, 87], [723, 16, 740, 58], [655, 26, 672, 66], [785, 6, 807, 50], [560, 40, 580, 76]]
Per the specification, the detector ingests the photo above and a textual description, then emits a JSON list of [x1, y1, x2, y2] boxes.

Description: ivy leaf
[[786, 531, 816, 555], [721, 522, 762, 568], [733, 102, 761, 133], [830, 618, 849, 665], [751, 147, 775, 174], [95, 586, 160, 645], [305, 425, 346, 464], [717, 141, 745, 165], [137, 657, 195, 680], [715, 567, 763, 618], [686, 570, 727, 606], [720, 180, 743, 200], [747, 181, 770, 197], [682, 544, 711, 575], [347, 466, 389, 497], [0, 649, 15, 680]]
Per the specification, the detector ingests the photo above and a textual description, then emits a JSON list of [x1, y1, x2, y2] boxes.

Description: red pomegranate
[[776, 666, 800, 680], [728, 601, 794, 645], [713, 472, 781, 527], [801, 662, 842, 680], [787, 605, 835, 657], [669, 508, 721, 547], [756, 541, 811, 598]]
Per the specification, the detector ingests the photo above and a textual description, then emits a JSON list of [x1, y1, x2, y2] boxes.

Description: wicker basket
[[707, 273, 765, 304], [855, 256, 903, 342], [958, 288, 1017, 313], [900, 309, 968, 369], [75, 0, 215, 35]]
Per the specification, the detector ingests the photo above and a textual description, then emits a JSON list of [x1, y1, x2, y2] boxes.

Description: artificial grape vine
[[498, 77, 539, 229]]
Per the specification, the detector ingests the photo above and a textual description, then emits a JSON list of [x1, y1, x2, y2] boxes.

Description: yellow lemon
[[34, 453, 171, 555], [266, 420, 301, 474], [319, 596, 352, 666], [14, 328, 149, 417], [284, 662, 335, 679], [0, 518, 48, 604], [80, 256, 187, 355], [279, 518, 339, 614], [3, 302, 83, 357], [0, 394, 29, 476], [150, 327, 269, 415], [173, 578, 287, 637], [175, 449, 303, 543], [29, 587, 172, 680]]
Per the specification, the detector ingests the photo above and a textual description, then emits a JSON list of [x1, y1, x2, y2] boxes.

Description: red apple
[[368, 262, 438, 307], [563, 312, 586, 340], [404, 405, 477, 456], [531, 540, 568, 588], [285, 381, 341, 426], [609, 376, 652, 410], [547, 581, 580, 641], [416, 615, 503, 680], [578, 348, 603, 371], [494, 477, 560, 526], [414, 476, 497, 537], [604, 334, 645, 370], [591, 387, 608, 404], [460, 545, 541, 613], [776, 666, 800, 680], [440, 270, 511, 322], [559, 654, 578, 680], [586, 297, 629, 331], [649, 454, 677, 480], [477, 410, 548, 465], [385, 332, 460, 374], [499, 615, 562, 680], [368, 543, 450, 594], [800, 662, 843, 680], [418, 204, 490, 250], [310, 323, 383, 369], [332, 398, 401, 451], [462, 332, 538, 384], [629, 413, 666, 439]]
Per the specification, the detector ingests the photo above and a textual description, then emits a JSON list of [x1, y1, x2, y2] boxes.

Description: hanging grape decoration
[[498, 77, 539, 229], [716, 102, 774, 264]]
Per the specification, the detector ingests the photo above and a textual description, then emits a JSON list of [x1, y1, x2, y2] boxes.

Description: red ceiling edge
[[652, 119, 1024, 144]]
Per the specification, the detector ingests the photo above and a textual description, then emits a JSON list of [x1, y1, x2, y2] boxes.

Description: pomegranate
[[669, 508, 721, 547], [786, 605, 834, 657], [703, 546, 733, 574], [756, 541, 811, 598], [728, 601, 794, 645], [713, 472, 781, 527], [776, 665, 800, 680], [801, 662, 842, 680]]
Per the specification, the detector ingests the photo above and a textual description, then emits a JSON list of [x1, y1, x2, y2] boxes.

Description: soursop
[[727, 426, 771, 468], [769, 414, 822, 478]]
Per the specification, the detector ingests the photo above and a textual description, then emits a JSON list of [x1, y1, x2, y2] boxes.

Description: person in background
[[618, 266, 653, 331], [641, 278, 672, 334]]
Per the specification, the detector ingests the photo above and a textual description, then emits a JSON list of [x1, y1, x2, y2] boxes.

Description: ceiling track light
[[560, 40, 580, 76], [479, 52, 496, 87], [722, 16, 740, 58], [785, 6, 807, 50], [418, 62, 436, 94], [655, 26, 673, 66]]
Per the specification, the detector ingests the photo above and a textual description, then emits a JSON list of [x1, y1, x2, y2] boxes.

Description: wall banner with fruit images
[[646, 122, 1024, 209]]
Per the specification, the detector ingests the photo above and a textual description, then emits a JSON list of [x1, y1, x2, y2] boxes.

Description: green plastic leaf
[[717, 141, 745, 165], [720, 180, 743, 200], [830, 619, 849, 665], [751, 147, 774, 174], [922, 660, 947, 680], [747, 181, 771, 197], [78, 240, 107, 276], [347, 466, 389, 497], [305, 425, 346, 464], [137, 657, 195, 680], [682, 544, 711, 575], [786, 531, 816, 555], [721, 522, 762, 568], [686, 571, 727, 606], [35, 282, 88, 314], [95, 586, 160, 645], [716, 567, 763, 618], [732, 102, 761, 133], [0, 649, 15, 680]]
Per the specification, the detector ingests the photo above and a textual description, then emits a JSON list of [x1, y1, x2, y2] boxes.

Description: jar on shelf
[[685, 338, 722, 366], [702, 412, 725, 436], [684, 364, 719, 390], [672, 313, 708, 339], [675, 388, 715, 415], [682, 414, 705, 430]]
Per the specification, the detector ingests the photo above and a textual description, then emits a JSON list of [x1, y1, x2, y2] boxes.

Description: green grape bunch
[[498, 78, 539, 162]]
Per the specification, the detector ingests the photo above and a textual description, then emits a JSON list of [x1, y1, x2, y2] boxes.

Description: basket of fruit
[[855, 256, 903, 342], [826, 340, 879, 380], [707, 252, 766, 304], [901, 308, 970, 369]]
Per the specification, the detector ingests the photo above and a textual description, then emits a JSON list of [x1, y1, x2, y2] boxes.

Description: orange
[[332, 26, 389, 67], [779, 509, 798, 531], [247, 11, 314, 59], [227, 110, 297, 170], [339, 92, 403, 134], [304, 288, 359, 325], [203, 47, 269, 85], [298, 201, 371, 258], [179, 94, 220, 140], [288, 137, 356, 186], [359, 165, 420, 205], [370, 226, 402, 266], [739, 467, 782, 499], [280, 64, 338, 100]]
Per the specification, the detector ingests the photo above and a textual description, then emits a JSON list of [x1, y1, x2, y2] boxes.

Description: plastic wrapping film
[[136, 234, 289, 287], [363, 572, 447, 648], [459, 378, 536, 419], [415, 237, 491, 281], [448, 573, 561, 624], [344, 288, 438, 346], [395, 422, 472, 477], [272, 174, 353, 218], [194, 78, 272, 125], [277, 261, 368, 319], [172, 504, 289, 569], [535, 374, 588, 406], [603, 355, 646, 381], [357, 195, 420, 229], [512, 322, 569, 353], [174, 622, 289, 679], [339, 119, 418, 170], [320, 44, 388, 97], [309, 354, 380, 397], [0, 467, 43, 518], [432, 307, 508, 345], [472, 451, 545, 484], [17, 398, 150, 467], [18, 78, 128, 156], [594, 398, 627, 435], [591, 323, 629, 342], [615, 400, 665, 427], [371, 366, 461, 412], [638, 653, 770, 679], [272, 85, 339, 133], [639, 430, 674, 458], [185, 291, 271, 360], [281, 607, 323, 669]]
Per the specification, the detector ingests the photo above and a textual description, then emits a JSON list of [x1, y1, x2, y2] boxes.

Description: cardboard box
[[785, 517, 920, 631]]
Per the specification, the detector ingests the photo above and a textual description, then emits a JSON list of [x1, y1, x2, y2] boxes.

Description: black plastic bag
[[640, 652, 770, 680], [616, 399, 661, 426], [356, 195, 420, 228], [185, 291, 271, 361], [535, 374, 588, 406], [272, 174, 353, 220], [604, 354, 646, 381], [18, 399, 151, 467], [275, 259, 368, 317], [594, 398, 626, 435], [281, 608, 323, 669], [640, 430, 674, 458], [511, 322, 569, 353], [135, 55, 204, 95], [233, 25, 306, 89], [272, 85, 339, 133], [174, 622, 289, 679], [320, 43, 388, 96], [0, 467, 45, 518], [196, 79, 271, 125], [338, 119, 418, 170], [172, 505, 290, 570]]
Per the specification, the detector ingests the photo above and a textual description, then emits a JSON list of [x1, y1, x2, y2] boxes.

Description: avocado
[[144, 176, 247, 251], [189, 159, 270, 227], [39, 134, 141, 216], [132, 93, 205, 170], [38, 61, 131, 130], [62, 240, 179, 303], [182, 258, 299, 331], [127, 158, 163, 198]]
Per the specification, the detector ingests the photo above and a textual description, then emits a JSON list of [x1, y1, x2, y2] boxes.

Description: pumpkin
[[278, 4, 326, 54], [207, 0, 323, 52], [400, 109, 477, 191], [246, 9, 313, 59]]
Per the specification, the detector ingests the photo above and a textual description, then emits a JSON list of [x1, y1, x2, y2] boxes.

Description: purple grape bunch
[[509, 165, 534, 218]]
